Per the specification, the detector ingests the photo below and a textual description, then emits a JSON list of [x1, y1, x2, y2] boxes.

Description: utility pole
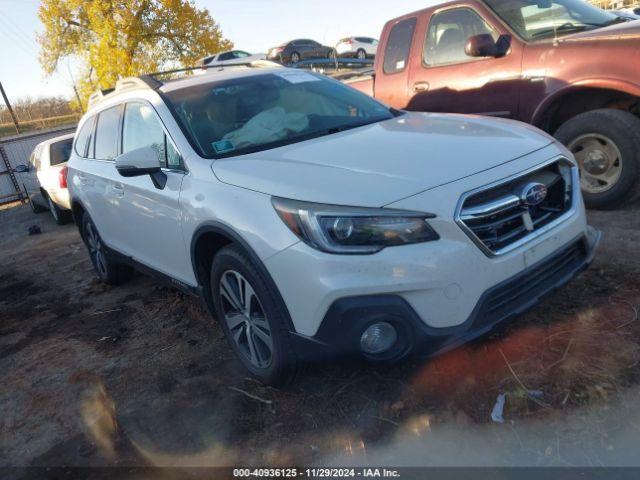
[[0, 80, 20, 135]]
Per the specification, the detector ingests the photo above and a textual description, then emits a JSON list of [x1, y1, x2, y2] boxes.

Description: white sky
[[0, 0, 437, 102]]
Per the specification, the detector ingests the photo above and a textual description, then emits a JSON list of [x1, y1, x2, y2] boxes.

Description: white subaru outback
[[67, 63, 599, 384]]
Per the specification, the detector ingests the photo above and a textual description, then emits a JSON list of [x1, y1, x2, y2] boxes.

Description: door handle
[[413, 81, 430, 93], [111, 183, 124, 196]]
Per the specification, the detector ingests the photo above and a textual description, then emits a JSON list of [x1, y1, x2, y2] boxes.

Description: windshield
[[484, 0, 619, 41], [164, 70, 394, 158]]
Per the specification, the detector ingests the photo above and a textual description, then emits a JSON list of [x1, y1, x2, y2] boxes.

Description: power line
[[0, 17, 39, 57]]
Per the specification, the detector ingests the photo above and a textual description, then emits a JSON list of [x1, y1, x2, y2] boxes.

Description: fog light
[[360, 322, 397, 355]]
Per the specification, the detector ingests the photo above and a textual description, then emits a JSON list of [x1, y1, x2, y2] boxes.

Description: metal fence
[[0, 126, 76, 205]]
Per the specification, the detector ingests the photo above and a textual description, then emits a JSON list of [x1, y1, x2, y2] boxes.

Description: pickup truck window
[[383, 17, 417, 74], [484, 0, 618, 41], [424, 8, 497, 66]]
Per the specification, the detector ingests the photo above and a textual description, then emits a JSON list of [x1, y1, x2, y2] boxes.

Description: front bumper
[[289, 228, 600, 361]]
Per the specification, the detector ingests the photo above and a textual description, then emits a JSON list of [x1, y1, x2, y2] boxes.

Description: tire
[[27, 192, 47, 214], [554, 109, 640, 209], [289, 51, 300, 64], [81, 213, 133, 286], [210, 244, 298, 385], [46, 193, 71, 225], [356, 49, 366, 60]]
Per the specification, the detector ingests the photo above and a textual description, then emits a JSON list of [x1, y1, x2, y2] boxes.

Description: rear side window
[[49, 139, 73, 166], [122, 102, 181, 169], [74, 118, 94, 157], [94, 106, 122, 160], [383, 17, 417, 74]]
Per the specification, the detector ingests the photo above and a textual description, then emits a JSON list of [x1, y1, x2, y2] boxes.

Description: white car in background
[[335, 37, 378, 59], [198, 50, 266, 66], [67, 65, 598, 385], [19, 133, 74, 224]]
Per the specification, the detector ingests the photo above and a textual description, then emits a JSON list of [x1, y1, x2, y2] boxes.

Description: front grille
[[473, 239, 586, 329], [457, 159, 575, 255]]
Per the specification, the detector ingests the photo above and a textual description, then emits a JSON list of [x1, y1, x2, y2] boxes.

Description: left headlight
[[272, 197, 439, 254]]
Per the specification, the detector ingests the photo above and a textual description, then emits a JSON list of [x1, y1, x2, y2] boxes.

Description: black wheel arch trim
[[190, 221, 297, 332]]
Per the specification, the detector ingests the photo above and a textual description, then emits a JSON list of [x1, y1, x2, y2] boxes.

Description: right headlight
[[272, 197, 439, 254]]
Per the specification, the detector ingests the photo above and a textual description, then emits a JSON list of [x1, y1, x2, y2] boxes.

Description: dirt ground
[[1, 199, 640, 470]]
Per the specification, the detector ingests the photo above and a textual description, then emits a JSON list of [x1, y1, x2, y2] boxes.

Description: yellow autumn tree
[[38, 0, 233, 108]]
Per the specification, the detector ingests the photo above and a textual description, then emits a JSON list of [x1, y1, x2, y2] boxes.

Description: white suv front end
[[67, 66, 599, 384]]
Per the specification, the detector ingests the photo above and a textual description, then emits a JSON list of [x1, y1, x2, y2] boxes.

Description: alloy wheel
[[219, 270, 273, 369], [85, 222, 107, 277], [569, 133, 623, 194]]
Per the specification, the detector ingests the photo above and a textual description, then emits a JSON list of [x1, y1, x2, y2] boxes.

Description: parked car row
[[266, 36, 379, 65]]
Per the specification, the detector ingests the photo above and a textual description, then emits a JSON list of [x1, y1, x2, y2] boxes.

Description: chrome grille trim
[[455, 156, 579, 257]]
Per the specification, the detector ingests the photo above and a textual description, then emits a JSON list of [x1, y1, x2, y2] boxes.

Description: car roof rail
[[142, 60, 283, 86], [86, 60, 283, 109], [87, 88, 115, 110]]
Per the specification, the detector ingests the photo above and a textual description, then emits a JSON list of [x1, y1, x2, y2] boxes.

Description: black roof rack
[[141, 60, 283, 88], [87, 60, 282, 108]]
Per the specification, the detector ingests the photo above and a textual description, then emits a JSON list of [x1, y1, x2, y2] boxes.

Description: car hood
[[560, 20, 640, 42], [211, 112, 554, 207]]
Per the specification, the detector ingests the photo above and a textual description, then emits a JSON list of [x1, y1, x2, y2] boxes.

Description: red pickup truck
[[346, 0, 640, 208]]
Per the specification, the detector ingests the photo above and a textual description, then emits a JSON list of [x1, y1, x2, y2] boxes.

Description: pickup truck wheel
[[46, 194, 70, 225], [211, 245, 298, 385], [356, 48, 366, 59], [555, 109, 640, 209], [81, 213, 133, 286]]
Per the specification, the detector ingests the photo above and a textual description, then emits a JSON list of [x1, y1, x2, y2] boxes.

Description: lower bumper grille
[[474, 239, 587, 329]]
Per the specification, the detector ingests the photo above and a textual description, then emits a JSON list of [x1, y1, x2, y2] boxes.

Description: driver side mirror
[[465, 34, 499, 58], [13, 164, 29, 173], [115, 146, 167, 189]]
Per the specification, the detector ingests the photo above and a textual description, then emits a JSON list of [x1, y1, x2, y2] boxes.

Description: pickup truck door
[[406, 6, 523, 118]]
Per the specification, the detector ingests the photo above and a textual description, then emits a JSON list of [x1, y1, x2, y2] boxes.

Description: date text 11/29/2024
[[233, 468, 401, 478]]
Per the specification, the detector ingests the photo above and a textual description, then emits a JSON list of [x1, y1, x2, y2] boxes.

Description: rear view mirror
[[13, 164, 29, 173], [465, 34, 499, 58], [115, 146, 166, 189]]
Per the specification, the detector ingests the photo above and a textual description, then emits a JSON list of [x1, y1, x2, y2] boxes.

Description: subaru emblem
[[520, 182, 547, 206]]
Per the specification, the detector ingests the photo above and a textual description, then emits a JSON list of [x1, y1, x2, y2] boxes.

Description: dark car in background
[[267, 39, 335, 64]]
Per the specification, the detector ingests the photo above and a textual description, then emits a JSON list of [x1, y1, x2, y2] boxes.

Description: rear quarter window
[[383, 17, 417, 74], [74, 118, 94, 157], [94, 106, 122, 160]]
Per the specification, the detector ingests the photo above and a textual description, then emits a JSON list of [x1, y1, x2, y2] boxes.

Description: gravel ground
[[1, 199, 639, 469]]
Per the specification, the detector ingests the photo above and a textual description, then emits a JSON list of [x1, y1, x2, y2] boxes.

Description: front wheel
[[210, 245, 298, 385], [555, 109, 640, 209]]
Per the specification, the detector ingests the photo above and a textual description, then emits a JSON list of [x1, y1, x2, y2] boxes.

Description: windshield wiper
[[530, 23, 593, 39], [602, 16, 629, 26]]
